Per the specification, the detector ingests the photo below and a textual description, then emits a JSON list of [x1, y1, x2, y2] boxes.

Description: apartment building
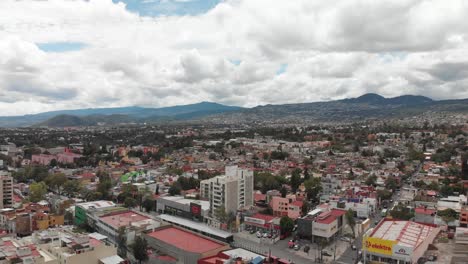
[[0, 174, 13, 209], [200, 166, 253, 216]]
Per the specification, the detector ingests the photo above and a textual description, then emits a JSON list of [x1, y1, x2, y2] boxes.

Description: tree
[[438, 208, 457, 225], [377, 189, 392, 201], [49, 159, 58, 167], [124, 197, 137, 208], [117, 226, 127, 258], [301, 201, 310, 216], [345, 209, 356, 238], [63, 180, 82, 196], [131, 237, 148, 264], [304, 177, 322, 203], [390, 204, 414, 220], [280, 186, 287, 198], [142, 198, 154, 212], [30, 182, 47, 202], [96, 171, 112, 199], [462, 153, 468, 180], [365, 175, 377, 186], [290, 168, 302, 192], [214, 205, 228, 222], [45, 173, 67, 194], [168, 184, 181, 196], [385, 177, 398, 191], [280, 216, 294, 234]]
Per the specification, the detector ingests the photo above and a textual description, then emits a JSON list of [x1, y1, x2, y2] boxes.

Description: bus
[[381, 209, 388, 217]]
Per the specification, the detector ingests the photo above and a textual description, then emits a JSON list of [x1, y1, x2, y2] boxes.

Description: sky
[[1, 0, 468, 116]]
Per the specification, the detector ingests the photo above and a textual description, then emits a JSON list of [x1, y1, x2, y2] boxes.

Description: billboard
[[190, 203, 201, 216], [363, 237, 396, 256], [244, 216, 265, 225]]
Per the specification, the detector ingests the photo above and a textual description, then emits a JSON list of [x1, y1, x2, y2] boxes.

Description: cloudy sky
[[1, 0, 468, 115]]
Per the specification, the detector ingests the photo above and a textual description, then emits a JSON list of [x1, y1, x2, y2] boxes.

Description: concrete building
[[269, 195, 303, 220], [0, 175, 13, 209], [156, 196, 209, 222], [312, 209, 347, 241], [200, 166, 253, 216], [363, 220, 440, 264], [94, 210, 161, 245]]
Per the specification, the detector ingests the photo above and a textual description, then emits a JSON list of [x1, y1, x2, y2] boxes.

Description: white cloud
[[0, 0, 467, 115]]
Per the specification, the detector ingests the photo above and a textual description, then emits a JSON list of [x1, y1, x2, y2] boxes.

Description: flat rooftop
[[158, 196, 209, 211], [147, 227, 225, 253], [370, 220, 437, 249], [158, 214, 232, 239], [100, 211, 150, 229]]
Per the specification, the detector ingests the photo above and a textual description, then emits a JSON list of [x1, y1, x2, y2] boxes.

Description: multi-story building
[[0, 175, 13, 209], [200, 166, 253, 216]]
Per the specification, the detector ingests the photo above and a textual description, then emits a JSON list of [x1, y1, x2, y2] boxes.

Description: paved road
[[233, 235, 316, 264]]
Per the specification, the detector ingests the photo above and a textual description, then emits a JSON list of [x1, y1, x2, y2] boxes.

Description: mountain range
[[0, 94, 467, 127], [0, 102, 243, 127]]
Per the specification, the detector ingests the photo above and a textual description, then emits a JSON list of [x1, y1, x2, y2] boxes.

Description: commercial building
[[144, 225, 230, 264], [312, 208, 346, 240], [200, 166, 254, 216], [156, 196, 209, 222], [362, 220, 440, 264], [243, 213, 280, 234]]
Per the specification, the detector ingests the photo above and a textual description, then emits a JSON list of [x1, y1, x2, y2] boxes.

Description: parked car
[[267, 233, 273, 238], [294, 244, 301, 251], [322, 251, 332, 257], [351, 245, 357, 250], [256, 231, 262, 238], [263, 232, 269, 238], [288, 240, 295, 248], [249, 229, 256, 234]]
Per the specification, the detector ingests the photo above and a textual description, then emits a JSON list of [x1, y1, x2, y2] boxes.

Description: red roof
[[315, 209, 346, 224], [415, 207, 436, 215], [254, 193, 266, 202], [147, 227, 224, 253]]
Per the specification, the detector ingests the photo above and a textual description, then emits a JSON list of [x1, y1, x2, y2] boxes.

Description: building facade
[[0, 175, 13, 209], [200, 166, 253, 216]]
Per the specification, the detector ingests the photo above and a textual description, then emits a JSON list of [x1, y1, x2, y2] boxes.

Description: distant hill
[[206, 93, 468, 124], [0, 94, 466, 127], [0, 102, 243, 127]]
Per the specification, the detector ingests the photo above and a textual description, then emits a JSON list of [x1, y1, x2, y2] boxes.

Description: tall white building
[[200, 166, 254, 217]]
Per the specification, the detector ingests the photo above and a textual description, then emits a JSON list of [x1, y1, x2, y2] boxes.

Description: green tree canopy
[[130, 237, 148, 264], [280, 216, 294, 234], [30, 182, 47, 202]]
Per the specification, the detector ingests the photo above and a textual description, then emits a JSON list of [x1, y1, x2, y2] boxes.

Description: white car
[[256, 231, 262, 238]]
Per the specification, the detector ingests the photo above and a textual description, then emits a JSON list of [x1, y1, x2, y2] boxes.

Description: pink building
[[31, 148, 81, 165], [31, 154, 55, 166], [270, 195, 303, 220]]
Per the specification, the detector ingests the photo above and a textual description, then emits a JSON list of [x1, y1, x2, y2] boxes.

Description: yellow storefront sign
[[363, 237, 397, 256]]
